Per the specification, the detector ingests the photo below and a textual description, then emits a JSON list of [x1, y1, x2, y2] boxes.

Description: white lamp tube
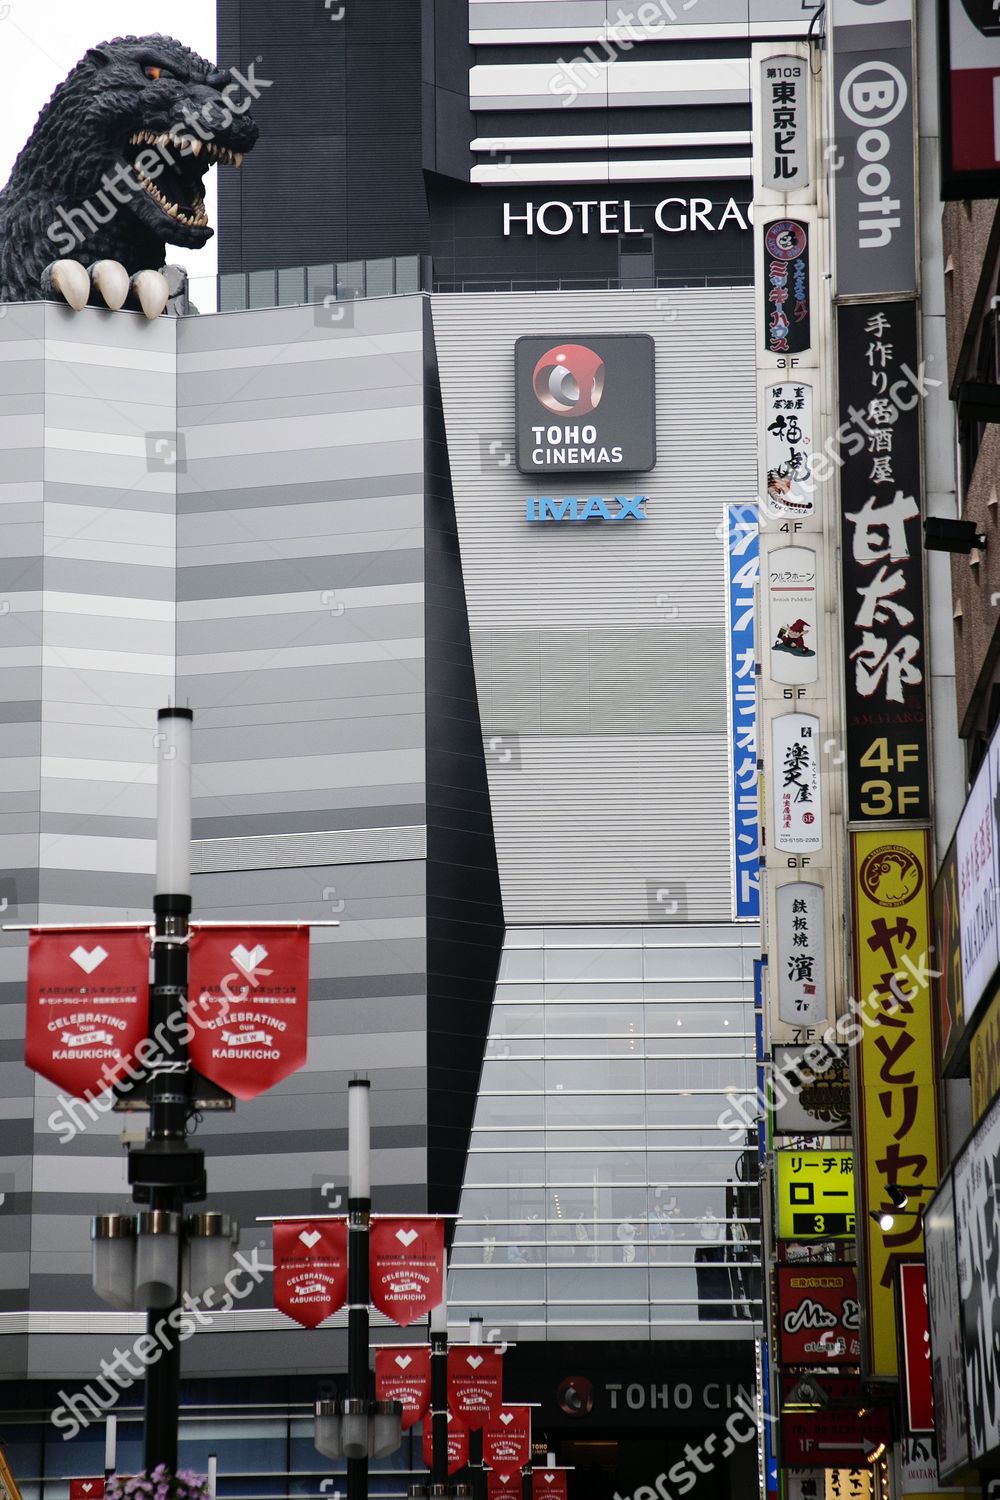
[[155, 707, 193, 897], [348, 1077, 371, 1200]]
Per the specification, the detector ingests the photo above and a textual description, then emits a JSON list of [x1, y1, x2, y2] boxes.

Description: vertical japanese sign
[[852, 828, 940, 1378], [764, 383, 815, 519], [933, 835, 965, 1073], [724, 505, 760, 920], [24, 928, 150, 1098], [772, 714, 822, 853], [954, 1090, 1000, 1463], [776, 882, 828, 1026], [898, 1262, 934, 1434], [831, 0, 916, 296], [837, 300, 929, 822], [763, 219, 810, 355], [924, 1173, 971, 1480], [768, 546, 818, 686], [955, 735, 1000, 1025], [759, 55, 810, 191]]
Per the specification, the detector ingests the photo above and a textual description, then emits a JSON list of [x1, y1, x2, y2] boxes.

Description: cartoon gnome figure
[[773, 617, 815, 657]]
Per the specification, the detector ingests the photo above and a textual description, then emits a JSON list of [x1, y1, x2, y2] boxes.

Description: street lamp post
[[467, 1316, 484, 1500], [347, 1078, 372, 1500], [133, 707, 205, 1472], [430, 1292, 449, 1489]]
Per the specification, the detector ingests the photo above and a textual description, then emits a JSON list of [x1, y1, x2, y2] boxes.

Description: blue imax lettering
[[525, 495, 647, 523]]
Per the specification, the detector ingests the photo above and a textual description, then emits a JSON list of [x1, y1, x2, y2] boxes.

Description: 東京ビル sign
[[775, 1150, 856, 1240], [515, 335, 655, 474]]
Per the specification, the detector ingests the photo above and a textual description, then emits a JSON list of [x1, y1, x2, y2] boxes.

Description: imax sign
[[525, 495, 647, 523]]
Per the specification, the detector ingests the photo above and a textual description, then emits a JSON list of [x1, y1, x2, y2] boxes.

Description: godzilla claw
[[89, 260, 130, 311], [129, 269, 170, 320], [41, 260, 90, 311]]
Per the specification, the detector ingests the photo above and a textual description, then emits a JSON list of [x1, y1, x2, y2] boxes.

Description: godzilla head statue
[[0, 34, 259, 309]]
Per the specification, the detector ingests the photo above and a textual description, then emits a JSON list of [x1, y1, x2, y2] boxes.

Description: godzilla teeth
[[128, 132, 244, 167], [132, 165, 209, 227]]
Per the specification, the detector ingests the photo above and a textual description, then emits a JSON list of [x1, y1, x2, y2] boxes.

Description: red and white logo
[[532, 344, 605, 416], [375, 1345, 432, 1430], [532, 1471, 569, 1500], [422, 1412, 468, 1476], [487, 1470, 522, 1499], [272, 1219, 348, 1329], [187, 925, 310, 1100], [25, 928, 150, 1098], [369, 1216, 446, 1327], [484, 1406, 532, 1468], [448, 1344, 503, 1427]]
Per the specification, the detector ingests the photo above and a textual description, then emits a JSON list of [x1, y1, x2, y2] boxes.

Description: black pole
[[430, 1322, 448, 1487], [142, 886, 191, 1472], [347, 1077, 371, 1500]]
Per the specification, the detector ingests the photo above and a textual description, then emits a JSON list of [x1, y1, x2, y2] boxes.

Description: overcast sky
[[0, 0, 220, 281]]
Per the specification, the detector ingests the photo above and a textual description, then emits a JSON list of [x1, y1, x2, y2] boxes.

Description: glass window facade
[[449, 925, 763, 1337]]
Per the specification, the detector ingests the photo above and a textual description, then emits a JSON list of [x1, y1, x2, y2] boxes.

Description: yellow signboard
[[775, 1149, 856, 1239], [826, 1471, 873, 1500], [971, 984, 1000, 1122], [852, 829, 941, 1378]]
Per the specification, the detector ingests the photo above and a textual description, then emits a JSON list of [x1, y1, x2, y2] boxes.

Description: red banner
[[487, 1471, 521, 1499], [70, 1482, 106, 1500], [532, 1471, 569, 1500], [899, 1262, 934, 1433], [25, 929, 149, 1098], [484, 1406, 532, 1468], [776, 1266, 861, 1366], [422, 1414, 468, 1475], [448, 1343, 503, 1427], [375, 1345, 432, 1430], [272, 1219, 347, 1329], [188, 926, 309, 1100], [369, 1216, 446, 1327]]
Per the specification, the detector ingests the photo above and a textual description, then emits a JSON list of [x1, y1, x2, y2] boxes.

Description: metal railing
[[186, 255, 432, 314]]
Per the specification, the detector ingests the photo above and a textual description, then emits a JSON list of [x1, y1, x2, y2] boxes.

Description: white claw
[[130, 269, 170, 320], [89, 260, 130, 311], [42, 259, 91, 311]]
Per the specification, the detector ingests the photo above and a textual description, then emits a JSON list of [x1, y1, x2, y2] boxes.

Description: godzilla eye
[[144, 66, 162, 80]]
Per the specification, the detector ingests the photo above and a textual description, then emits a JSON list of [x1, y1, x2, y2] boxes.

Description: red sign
[[422, 1414, 468, 1475], [532, 1470, 569, 1500], [776, 1266, 861, 1366], [781, 1407, 892, 1466], [25, 929, 150, 1099], [487, 1471, 521, 1500], [70, 1482, 106, 1500], [369, 1216, 446, 1327], [484, 1406, 532, 1469], [448, 1343, 503, 1427], [899, 1262, 934, 1433], [375, 1345, 432, 1430], [272, 1218, 347, 1329], [187, 926, 309, 1100]]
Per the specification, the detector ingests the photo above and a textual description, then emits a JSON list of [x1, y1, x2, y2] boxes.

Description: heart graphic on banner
[[299, 1229, 321, 1248], [467, 1354, 484, 1368], [500, 1478, 511, 1486], [500, 1413, 513, 1425], [69, 946, 108, 974], [395, 1355, 413, 1369], [82, 1487, 93, 1493], [231, 943, 268, 973], [544, 1475, 555, 1485], [396, 1228, 418, 1247]]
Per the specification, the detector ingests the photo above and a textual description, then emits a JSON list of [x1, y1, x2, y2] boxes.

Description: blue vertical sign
[[725, 504, 760, 920]]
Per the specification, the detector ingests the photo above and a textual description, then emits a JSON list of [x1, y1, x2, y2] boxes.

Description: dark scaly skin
[[0, 34, 258, 303]]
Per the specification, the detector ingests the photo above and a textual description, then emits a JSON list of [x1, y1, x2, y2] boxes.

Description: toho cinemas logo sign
[[515, 335, 655, 475]]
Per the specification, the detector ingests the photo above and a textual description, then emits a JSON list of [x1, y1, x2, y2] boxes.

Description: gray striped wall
[[430, 287, 758, 924]]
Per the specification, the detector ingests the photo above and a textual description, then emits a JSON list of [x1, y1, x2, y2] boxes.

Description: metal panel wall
[[431, 287, 758, 923]]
